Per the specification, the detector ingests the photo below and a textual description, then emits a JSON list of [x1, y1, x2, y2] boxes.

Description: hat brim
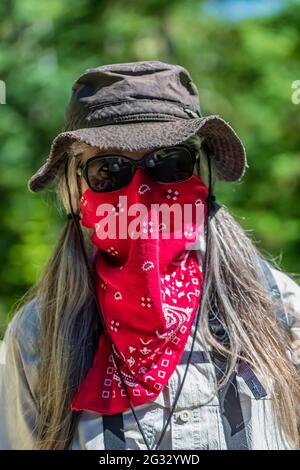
[[27, 115, 247, 192]]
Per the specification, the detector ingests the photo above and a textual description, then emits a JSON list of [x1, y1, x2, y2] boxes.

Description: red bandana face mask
[[71, 168, 208, 415]]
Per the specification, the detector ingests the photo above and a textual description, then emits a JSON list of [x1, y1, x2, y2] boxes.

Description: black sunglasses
[[76, 144, 198, 193]]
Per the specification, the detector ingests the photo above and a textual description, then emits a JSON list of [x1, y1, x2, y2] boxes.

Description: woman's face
[[79, 146, 199, 194]]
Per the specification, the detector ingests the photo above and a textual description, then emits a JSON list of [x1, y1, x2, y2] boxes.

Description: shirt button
[[179, 410, 190, 423]]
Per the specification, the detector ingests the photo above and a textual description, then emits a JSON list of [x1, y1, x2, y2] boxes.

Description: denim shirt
[[0, 267, 299, 450]]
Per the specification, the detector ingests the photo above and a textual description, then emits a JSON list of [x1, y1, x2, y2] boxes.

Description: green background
[[0, 0, 299, 336]]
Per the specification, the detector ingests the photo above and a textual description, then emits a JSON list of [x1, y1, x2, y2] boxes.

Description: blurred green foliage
[[0, 0, 300, 335]]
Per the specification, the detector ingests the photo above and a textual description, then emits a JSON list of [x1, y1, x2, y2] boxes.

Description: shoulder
[[0, 297, 41, 449], [268, 267, 300, 360], [269, 267, 300, 314], [4, 297, 41, 366]]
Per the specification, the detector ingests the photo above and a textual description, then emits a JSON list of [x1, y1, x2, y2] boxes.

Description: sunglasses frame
[[76, 144, 198, 193]]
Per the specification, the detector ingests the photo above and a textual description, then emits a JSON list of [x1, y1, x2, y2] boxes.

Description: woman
[[0, 61, 299, 450]]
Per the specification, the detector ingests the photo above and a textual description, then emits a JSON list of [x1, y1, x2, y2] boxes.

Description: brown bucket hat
[[27, 60, 247, 192]]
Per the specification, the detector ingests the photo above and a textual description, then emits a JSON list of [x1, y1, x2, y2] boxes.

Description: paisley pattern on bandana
[[70, 169, 208, 414]]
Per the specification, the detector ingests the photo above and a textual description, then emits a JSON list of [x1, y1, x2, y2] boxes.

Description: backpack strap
[[208, 309, 250, 449], [259, 259, 291, 330], [103, 413, 126, 450]]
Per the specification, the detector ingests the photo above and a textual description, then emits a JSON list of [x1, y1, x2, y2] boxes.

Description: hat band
[[63, 99, 201, 131]]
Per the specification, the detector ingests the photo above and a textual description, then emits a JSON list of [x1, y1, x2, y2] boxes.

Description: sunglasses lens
[[84, 146, 196, 192], [86, 156, 133, 192], [147, 146, 195, 183]]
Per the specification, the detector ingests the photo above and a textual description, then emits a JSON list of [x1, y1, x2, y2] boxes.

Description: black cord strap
[[67, 213, 81, 220], [208, 194, 221, 219]]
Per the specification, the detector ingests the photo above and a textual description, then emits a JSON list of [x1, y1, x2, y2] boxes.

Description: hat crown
[[63, 61, 201, 131]]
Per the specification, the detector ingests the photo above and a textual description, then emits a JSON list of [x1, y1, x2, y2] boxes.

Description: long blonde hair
[[14, 135, 300, 449]]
